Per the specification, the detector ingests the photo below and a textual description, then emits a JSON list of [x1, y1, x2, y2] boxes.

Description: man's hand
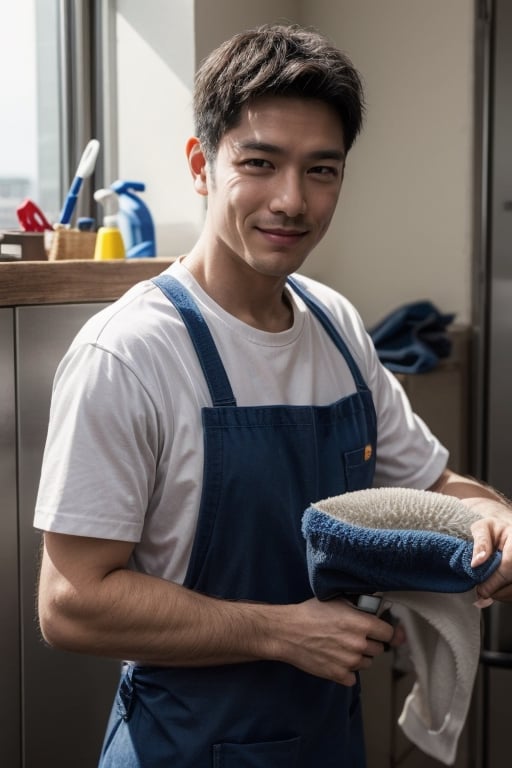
[[469, 498, 512, 601], [429, 469, 512, 602], [271, 597, 396, 686]]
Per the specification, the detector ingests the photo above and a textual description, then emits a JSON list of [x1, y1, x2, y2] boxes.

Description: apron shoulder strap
[[153, 273, 368, 404], [152, 274, 236, 407], [287, 276, 368, 391]]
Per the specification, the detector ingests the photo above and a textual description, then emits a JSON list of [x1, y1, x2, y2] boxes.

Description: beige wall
[[115, 0, 201, 257], [300, 0, 476, 327], [194, 0, 299, 66]]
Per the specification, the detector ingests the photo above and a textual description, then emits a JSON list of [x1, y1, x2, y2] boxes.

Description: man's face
[[200, 96, 346, 280]]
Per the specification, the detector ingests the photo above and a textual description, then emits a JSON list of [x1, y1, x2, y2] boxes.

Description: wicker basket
[[48, 227, 97, 261]]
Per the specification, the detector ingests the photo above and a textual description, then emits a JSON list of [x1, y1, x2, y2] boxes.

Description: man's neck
[[181, 252, 294, 332]]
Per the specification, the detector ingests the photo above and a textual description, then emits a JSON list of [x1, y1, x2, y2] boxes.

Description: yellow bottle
[[93, 188, 125, 260]]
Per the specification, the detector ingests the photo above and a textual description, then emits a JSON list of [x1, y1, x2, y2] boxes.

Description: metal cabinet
[[0, 308, 21, 762], [1, 303, 120, 768]]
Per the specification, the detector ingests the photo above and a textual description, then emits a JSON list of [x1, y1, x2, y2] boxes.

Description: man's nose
[[269, 171, 307, 217]]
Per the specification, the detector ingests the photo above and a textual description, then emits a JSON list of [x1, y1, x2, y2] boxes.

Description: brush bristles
[[313, 487, 479, 540]]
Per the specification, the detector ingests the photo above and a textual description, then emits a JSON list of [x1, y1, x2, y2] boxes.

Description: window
[[0, 0, 61, 229], [1, 0, 203, 256]]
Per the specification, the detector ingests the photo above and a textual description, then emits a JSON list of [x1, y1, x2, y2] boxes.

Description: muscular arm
[[429, 468, 512, 600], [38, 531, 394, 686]]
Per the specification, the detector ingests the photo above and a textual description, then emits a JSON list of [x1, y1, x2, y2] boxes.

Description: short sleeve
[[34, 342, 160, 541]]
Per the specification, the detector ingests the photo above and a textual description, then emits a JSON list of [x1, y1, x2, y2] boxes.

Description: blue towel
[[368, 300, 455, 374], [302, 492, 502, 600]]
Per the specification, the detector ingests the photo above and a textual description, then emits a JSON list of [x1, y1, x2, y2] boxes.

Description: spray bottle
[[93, 188, 125, 260], [110, 180, 156, 258]]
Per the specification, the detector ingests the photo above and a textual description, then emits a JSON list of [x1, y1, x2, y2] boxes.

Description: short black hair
[[193, 23, 365, 162]]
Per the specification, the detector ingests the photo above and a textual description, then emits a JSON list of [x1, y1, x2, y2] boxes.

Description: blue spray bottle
[[110, 180, 156, 258]]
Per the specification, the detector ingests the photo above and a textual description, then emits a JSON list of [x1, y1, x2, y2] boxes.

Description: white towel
[[387, 589, 482, 765]]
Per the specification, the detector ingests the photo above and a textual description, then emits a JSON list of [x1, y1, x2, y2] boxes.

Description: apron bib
[[99, 275, 377, 768]]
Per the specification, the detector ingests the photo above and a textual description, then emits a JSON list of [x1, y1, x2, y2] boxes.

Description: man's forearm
[[38, 532, 394, 684], [40, 562, 279, 666], [429, 468, 511, 510]]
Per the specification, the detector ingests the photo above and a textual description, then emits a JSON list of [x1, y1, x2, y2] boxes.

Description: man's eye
[[244, 158, 272, 169], [310, 165, 339, 177]]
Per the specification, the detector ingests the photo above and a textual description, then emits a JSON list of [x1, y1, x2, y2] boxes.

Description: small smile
[[255, 226, 308, 243]]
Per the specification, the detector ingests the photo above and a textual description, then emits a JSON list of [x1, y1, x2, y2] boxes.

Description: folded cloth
[[301, 487, 502, 766], [368, 300, 455, 374]]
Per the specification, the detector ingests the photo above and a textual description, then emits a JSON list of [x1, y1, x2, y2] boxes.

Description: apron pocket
[[212, 736, 301, 767], [343, 445, 375, 491]]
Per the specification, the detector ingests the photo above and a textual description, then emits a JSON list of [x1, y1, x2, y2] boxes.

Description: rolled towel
[[302, 486, 501, 599]]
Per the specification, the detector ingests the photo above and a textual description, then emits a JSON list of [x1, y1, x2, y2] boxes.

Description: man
[[36, 23, 512, 767]]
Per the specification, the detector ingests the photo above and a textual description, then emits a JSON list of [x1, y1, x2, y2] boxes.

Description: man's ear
[[186, 137, 208, 196]]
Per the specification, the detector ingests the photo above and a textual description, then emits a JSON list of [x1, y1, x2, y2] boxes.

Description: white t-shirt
[[34, 260, 448, 583]]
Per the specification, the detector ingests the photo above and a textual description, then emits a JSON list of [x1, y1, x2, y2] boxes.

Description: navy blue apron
[[99, 275, 377, 768]]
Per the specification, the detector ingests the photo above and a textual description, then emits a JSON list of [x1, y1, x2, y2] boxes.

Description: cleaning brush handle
[[351, 594, 383, 614], [58, 139, 100, 226]]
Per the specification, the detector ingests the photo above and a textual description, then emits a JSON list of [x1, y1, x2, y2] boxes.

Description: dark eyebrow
[[235, 140, 346, 163], [309, 149, 346, 163]]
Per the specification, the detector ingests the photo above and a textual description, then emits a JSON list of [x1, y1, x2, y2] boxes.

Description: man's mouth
[[255, 226, 308, 243]]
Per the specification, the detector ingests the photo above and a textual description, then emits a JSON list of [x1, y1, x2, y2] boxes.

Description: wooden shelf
[[0, 258, 174, 306]]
